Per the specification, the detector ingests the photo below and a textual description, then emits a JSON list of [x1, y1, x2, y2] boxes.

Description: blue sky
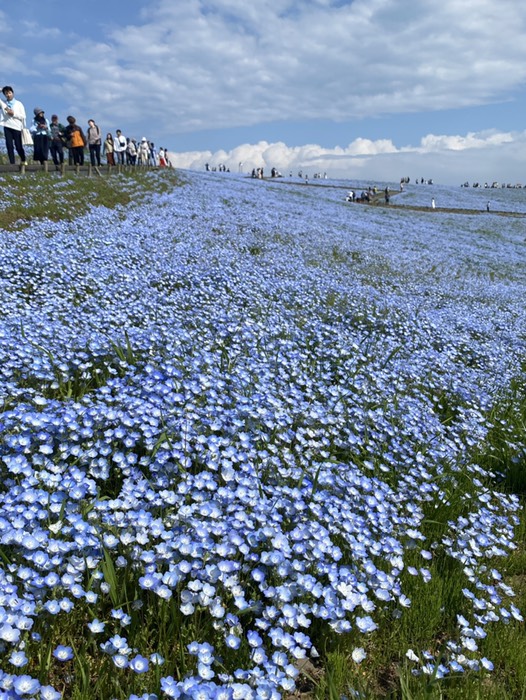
[[3, 0, 526, 184]]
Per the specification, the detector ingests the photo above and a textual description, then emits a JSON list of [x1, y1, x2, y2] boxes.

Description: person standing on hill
[[0, 85, 28, 165], [114, 129, 127, 164], [126, 138, 137, 165], [148, 142, 157, 166], [49, 115, 65, 170], [138, 137, 149, 165], [64, 116, 86, 166], [103, 133, 115, 165], [87, 119, 102, 166], [30, 108, 51, 165]]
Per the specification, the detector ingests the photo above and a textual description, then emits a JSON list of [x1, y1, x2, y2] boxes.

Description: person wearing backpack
[[64, 115, 87, 166], [87, 119, 102, 166]]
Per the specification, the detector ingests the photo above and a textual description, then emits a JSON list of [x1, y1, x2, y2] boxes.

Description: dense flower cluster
[[0, 171, 524, 698]]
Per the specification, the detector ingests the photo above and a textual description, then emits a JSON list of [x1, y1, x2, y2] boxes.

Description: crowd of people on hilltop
[[205, 163, 230, 172], [0, 85, 171, 170], [462, 181, 524, 189]]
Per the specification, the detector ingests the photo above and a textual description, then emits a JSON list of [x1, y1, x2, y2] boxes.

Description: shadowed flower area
[[0, 171, 524, 698]]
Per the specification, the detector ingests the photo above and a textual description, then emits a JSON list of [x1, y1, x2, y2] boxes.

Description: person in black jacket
[[49, 114, 66, 169]]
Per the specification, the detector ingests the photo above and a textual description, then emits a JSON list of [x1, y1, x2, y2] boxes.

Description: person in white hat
[[30, 107, 51, 165], [138, 137, 150, 166]]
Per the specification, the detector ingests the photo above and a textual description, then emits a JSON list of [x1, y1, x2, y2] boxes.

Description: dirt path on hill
[[268, 178, 526, 218], [385, 201, 526, 217]]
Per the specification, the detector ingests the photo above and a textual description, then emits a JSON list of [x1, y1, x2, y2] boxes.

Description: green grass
[[0, 168, 181, 230]]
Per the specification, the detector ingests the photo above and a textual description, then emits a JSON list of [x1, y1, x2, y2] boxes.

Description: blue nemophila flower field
[[0, 170, 525, 699]]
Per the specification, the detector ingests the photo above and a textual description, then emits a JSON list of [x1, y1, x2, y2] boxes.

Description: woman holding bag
[[0, 85, 28, 165]]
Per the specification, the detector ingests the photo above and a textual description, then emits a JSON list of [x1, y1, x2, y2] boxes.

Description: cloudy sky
[[2, 0, 526, 184]]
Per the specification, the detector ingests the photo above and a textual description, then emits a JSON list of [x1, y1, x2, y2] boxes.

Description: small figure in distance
[[431, 197, 436, 209]]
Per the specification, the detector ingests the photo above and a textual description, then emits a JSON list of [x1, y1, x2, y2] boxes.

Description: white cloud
[[4, 0, 526, 184], [168, 129, 526, 185], [418, 131, 514, 152], [7, 0, 526, 138], [20, 21, 62, 40]]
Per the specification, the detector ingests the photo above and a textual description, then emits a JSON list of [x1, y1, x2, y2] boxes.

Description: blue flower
[[356, 616, 378, 633], [481, 657, 494, 671], [352, 647, 367, 663], [247, 631, 263, 648], [53, 645, 73, 662], [9, 650, 28, 667], [130, 654, 150, 674], [87, 619, 105, 634], [160, 676, 181, 698], [0, 624, 21, 643], [226, 634, 241, 650], [13, 675, 41, 696], [112, 653, 129, 669]]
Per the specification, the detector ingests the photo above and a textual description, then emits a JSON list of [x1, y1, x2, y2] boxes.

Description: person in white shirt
[[0, 85, 28, 164], [114, 129, 127, 165], [138, 137, 149, 165]]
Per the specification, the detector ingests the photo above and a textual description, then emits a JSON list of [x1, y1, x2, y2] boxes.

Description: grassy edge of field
[[0, 168, 183, 230]]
